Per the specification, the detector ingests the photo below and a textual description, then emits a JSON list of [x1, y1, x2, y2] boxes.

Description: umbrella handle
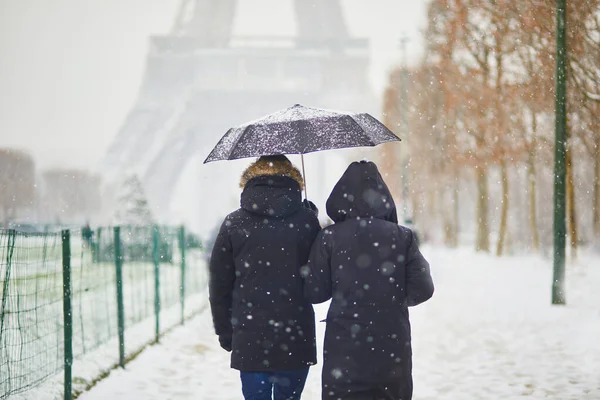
[[301, 153, 307, 200]]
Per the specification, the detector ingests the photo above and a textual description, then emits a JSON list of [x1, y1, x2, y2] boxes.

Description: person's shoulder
[[317, 221, 341, 238], [366, 219, 412, 238], [395, 223, 418, 243], [321, 224, 336, 236], [396, 223, 414, 235], [294, 207, 320, 225], [226, 208, 243, 218], [220, 209, 244, 230]]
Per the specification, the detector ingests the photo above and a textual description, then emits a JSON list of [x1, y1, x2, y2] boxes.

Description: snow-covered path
[[79, 247, 600, 400], [78, 301, 328, 400]]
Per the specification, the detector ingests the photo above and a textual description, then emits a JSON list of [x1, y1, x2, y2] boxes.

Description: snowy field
[[79, 246, 600, 400], [1, 231, 208, 400]]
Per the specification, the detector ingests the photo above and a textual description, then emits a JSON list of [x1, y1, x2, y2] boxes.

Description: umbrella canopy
[[203, 104, 400, 163]]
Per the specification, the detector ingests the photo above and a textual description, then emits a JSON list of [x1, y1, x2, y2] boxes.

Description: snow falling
[[2, 1, 600, 400]]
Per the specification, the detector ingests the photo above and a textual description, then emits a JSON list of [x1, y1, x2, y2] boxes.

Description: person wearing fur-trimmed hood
[[209, 154, 321, 400]]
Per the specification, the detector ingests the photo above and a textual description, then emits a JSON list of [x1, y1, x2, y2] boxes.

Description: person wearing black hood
[[209, 155, 321, 400], [303, 161, 434, 400]]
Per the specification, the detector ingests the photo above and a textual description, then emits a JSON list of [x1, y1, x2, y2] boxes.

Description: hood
[[326, 161, 398, 223], [241, 175, 302, 218], [239, 156, 304, 189]]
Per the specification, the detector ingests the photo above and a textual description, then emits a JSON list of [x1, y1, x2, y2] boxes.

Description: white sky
[[0, 0, 428, 170]]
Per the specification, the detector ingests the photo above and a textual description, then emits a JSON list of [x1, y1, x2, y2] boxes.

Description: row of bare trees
[[0, 149, 36, 225], [382, 0, 600, 255], [0, 148, 102, 227]]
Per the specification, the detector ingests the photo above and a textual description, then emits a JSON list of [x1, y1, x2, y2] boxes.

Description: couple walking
[[209, 155, 434, 400]]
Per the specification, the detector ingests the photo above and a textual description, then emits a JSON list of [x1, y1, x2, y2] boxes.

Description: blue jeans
[[240, 367, 310, 400]]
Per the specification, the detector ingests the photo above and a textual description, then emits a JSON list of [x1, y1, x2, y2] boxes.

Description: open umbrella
[[204, 104, 400, 197]]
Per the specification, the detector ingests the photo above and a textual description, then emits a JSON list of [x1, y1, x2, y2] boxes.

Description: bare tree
[[41, 169, 102, 225], [113, 174, 154, 226], [510, 1, 555, 251], [0, 148, 36, 227], [383, 0, 600, 255], [567, 1, 600, 246]]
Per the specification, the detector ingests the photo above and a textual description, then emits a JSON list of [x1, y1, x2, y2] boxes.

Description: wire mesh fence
[[71, 229, 118, 362], [0, 230, 64, 399], [0, 225, 208, 400]]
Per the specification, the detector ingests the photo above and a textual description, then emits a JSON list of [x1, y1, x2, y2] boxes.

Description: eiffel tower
[[100, 0, 375, 219]]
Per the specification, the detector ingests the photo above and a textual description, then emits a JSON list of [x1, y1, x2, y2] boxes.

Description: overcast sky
[[0, 0, 428, 170]]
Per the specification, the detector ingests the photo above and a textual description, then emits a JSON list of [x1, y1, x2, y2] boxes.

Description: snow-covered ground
[[78, 246, 600, 400]]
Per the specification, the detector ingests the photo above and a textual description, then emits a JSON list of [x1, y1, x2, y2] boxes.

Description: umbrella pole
[[301, 153, 307, 199]]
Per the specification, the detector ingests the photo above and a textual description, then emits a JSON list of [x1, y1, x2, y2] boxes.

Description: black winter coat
[[209, 175, 321, 371], [303, 161, 434, 400]]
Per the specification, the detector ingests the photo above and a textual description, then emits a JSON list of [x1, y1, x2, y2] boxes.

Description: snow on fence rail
[[0, 226, 208, 400]]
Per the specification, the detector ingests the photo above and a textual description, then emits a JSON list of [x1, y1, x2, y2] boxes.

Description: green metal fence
[[0, 230, 63, 398], [0, 226, 208, 400]]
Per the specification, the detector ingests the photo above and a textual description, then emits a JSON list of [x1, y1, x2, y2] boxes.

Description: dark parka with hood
[[209, 156, 321, 372], [303, 161, 434, 400]]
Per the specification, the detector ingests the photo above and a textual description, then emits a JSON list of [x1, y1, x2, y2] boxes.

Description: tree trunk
[[443, 211, 453, 247], [2, 206, 8, 229], [593, 140, 600, 238], [566, 146, 578, 259], [427, 186, 436, 220], [528, 114, 540, 251], [452, 178, 460, 248], [476, 166, 490, 252], [411, 191, 420, 226], [425, 186, 436, 241], [378, 143, 401, 203], [527, 159, 540, 251], [437, 186, 452, 247], [496, 162, 509, 256]]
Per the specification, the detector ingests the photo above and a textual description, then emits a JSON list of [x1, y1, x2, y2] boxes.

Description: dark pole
[[114, 227, 126, 366], [552, 0, 567, 305], [61, 230, 73, 400], [152, 226, 161, 343], [179, 226, 186, 325]]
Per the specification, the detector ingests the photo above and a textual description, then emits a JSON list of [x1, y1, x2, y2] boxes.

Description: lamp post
[[552, 0, 567, 305]]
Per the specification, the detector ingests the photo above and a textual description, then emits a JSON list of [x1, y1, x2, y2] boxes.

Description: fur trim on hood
[[240, 156, 304, 189]]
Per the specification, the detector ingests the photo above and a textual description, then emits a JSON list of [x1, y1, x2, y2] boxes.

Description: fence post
[[0, 230, 16, 374], [178, 226, 186, 325], [114, 227, 125, 368], [61, 230, 73, 400], [152, 226, 160, 342], [95, 227, 102, 264]]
